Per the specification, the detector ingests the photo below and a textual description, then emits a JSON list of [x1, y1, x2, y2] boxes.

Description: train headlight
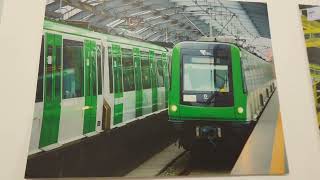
[[237, 107, 244, 114], [170, 105, 178, 112]]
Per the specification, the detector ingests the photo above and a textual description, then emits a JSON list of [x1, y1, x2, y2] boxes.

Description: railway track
[[158, 148, 234, 177]]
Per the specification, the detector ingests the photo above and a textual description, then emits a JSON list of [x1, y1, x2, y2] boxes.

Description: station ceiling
[[45, 0, 272, 59]]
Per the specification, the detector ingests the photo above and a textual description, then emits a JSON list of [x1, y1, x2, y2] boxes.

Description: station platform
[[231, 90, 289, 175]]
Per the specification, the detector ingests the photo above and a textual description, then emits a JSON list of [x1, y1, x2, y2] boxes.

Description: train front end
[[168, 42, 249, 149]]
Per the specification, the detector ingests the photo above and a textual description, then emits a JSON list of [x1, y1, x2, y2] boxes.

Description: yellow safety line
[[269, 113, 286, 174]]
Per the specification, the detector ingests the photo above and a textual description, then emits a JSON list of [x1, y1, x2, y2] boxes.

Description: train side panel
[[28, 20, 169, 155], [241, 50, 276, 121]]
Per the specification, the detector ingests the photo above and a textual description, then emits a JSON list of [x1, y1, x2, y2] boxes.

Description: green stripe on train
[[83, 40, 98, 134], [112, 44, 124, 125], [114, 104, 124, 125], [150, 51, 158, 112], [39, 33, 62, 148], [231, 46, 247, 119], [134, 48, 143, 117]]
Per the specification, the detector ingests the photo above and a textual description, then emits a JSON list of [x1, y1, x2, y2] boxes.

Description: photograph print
[[25, 0, 288, 178]]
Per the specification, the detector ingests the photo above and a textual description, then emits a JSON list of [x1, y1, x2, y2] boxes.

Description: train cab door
[[134, 48, 143, 117], [83, 40, 98, 135], [39, 33, 62, 149]]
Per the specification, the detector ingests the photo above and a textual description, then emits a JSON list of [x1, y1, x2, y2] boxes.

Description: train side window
[[62, 39, 84, 99], [108, 47, 113, 93], [97, 45, 102, 95], [168, 54, 172, 90], [102, 46, 105, 85], [45, 45, 53, 101], [35, 36, 44, 102], [240, 58, 248, 94], [155, 54, 163, 87], [113, 51, 123, 94], [56, 46, 62, 99], [92, 46, 97, 97], [157, 60, 164, 87], [141, 51, 151, 89], [122, 48, 135, 92]]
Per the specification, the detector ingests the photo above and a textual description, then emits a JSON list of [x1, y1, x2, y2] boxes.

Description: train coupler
[[195, 126, 222, 139]]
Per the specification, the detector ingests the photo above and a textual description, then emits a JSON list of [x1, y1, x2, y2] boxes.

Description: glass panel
[[240, 60, 247, 93], [97, 45, 102, 95], [122, 48, 135, 92], [123, 68, 135, 91], [141, 51, 151, 89], [183, 56, 229, 92], [157, 60, 164, 87], [36, 36, 44, 102], [92, 46, 97, 96], [102, 46, 105, 84], [62, 39, 84, 99], [45, 45, 53, 102], [151, 60, 157, 88], [181, 46, 233, 107], [113, 55, 123, 94], [134, 55, 142, 91], [108, 47, 113, 93], [55, 46, 62, 99], [122, 48, 133, 67]]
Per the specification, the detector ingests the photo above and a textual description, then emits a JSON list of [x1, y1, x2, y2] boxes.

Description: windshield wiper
[[205, 78, 227, 105]]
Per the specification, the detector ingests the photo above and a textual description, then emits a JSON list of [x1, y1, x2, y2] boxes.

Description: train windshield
[[181, 45, 233, 107], [183, 56, 229, 92]]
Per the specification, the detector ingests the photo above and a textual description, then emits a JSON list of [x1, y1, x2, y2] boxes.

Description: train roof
[[43, 19, 167, 52], [174, 41, 269, 62], [175, 41, 239, 50]]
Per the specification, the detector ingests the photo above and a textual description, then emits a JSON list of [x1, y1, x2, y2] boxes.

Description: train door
[[141, 51, 152, 115], [155, 53, 165, 109], [39, 33, 62, 148], [59, 38, 85, 143], [112, 44, 124, 125], [149, 50, 158, 112], [96, 44, 104, 132], [134, 48, 143, 117], [83, 40, 97, 134]]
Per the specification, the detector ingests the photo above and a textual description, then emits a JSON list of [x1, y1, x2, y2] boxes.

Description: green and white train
[[29, 20, 170, 155], [168, 40, 276, 150]]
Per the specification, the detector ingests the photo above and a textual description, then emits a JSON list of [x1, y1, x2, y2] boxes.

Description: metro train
[[168, 40, 276, 150], [29, 19, 170, 155]]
